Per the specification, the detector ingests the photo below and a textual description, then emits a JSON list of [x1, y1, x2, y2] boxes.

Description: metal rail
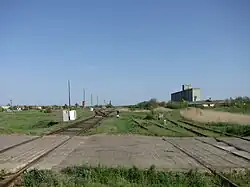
[[0, 110, 114, 187], [0, 136, 41, 154], [195, 138, 250, 162], [167, 118, 250, 160], [132, 119, 242, 187], [0, 109, 111, 154], [132, 118, 157, 136], [162, 138, 240, 187], [178, 119, 250, 141], [166, 118, 206, 136], [46, 115, 95, 135], [0, 116, 95, 155], [148, 121, 185, 135]]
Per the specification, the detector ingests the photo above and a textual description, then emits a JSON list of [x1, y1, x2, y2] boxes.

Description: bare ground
[[0, 134, 249, 173], [180, 108, 250, 125]]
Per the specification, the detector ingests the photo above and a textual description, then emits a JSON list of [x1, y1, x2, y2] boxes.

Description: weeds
[[208, 123, 250, 136], [223, 170, 250, 187], [23, 165, 219, 187]]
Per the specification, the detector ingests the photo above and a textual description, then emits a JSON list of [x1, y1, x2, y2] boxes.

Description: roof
[[1, 106, 10, 109]]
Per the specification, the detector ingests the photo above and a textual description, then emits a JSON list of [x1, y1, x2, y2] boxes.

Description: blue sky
[[0, 0, 250, 106]]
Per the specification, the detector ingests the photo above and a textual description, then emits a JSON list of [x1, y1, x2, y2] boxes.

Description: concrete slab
[[0, 135, 39, 152], [217, 137, 250, 153], [1, 135, 249, 174], [53, 135, 206, 172], [30, 136, 85, 170], [0, 135, 69, 174], [166, 137, 250, 172], [196, 137, 250, 161]]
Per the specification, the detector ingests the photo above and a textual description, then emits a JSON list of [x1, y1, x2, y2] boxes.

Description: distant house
[[1, 105, 11, 110]]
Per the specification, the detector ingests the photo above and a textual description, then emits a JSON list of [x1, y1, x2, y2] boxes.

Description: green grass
[[169, 110, 250, 137], [87, 111, 196, 137], [22, 165, 217, 187], [175, 122, 221, 137], [206, 122, 250, 136], [88, 110, 250, 137], [156, 120, 196, 137], [224, 170, 250, 187], [87, 112, 151, 135], [0, 109, 93, 135], [22, 165, 250, 187]]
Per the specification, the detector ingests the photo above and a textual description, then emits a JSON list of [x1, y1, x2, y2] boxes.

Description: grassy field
[[20, 165, 250, 187], [87, 110, 250, 137], [0, 109, 93, 135], [87, 112, 152, 136], [87, 111, 199, 137], [179, 116, 250, 136]]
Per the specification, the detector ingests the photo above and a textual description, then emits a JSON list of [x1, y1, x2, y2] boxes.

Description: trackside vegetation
[[21, 165, 250, 187], [0, 109, 93, 135]]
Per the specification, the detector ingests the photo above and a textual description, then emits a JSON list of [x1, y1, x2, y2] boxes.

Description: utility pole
[[10, 99, 13, 113], [83, 88, 86, 101], [67, 80, 71, 121], [68, 80, 71, 109], [91, 93, 93, 107], [82, 88, 86, 108], [96, 96, 99, 106]]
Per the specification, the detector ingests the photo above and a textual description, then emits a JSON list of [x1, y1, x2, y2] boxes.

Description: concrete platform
[[0, 135, 39, 152], [0, 135, 249, 174], [166, 137, 250, 172], [196, 137, 250, 161], [52, 135, 206, 172], [217, 137, 250, 153], [0, 135, 69, 173]]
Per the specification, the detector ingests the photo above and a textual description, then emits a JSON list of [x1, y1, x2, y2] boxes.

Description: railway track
[[148, 121, 185, 135], [166, 118, 250, 155], [131, 118, 248, 187], [166, 118, 250, 162], [0, 109, 114, 187], [178, 119, 250, 141]]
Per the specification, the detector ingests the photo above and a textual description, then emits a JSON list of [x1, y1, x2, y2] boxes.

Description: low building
[[1, 105, 11, 110], [171, 84, 201, 102], [188, 100, 215, 108]]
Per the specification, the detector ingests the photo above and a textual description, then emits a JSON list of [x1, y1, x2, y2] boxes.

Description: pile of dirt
[[180, 107, 250, 125]]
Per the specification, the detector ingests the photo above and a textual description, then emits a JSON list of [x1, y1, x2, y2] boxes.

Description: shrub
[[167, 101, 188, 109], [44, 108, 52, 113], [208, 123, 250, 136]]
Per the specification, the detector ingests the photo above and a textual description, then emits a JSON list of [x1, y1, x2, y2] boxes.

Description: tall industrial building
[[171, 84, 201, 102]]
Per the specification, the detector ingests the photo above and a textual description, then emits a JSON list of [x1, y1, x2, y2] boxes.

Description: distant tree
[[148, 98, 158, 109], [159, 101, 166, 107], [63, 104, 68, 109]]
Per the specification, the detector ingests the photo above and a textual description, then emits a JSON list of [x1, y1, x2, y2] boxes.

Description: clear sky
[[1, 0, 250, 106]]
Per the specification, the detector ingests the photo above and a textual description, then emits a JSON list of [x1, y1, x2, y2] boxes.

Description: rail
[[166, 118, 250, 161], [0, 109, 114, 187], [178, 119, 250, 141], [132, 118, 243, 187]]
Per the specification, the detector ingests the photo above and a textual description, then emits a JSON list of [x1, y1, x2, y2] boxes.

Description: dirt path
[[181, 108, 250, 125]]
